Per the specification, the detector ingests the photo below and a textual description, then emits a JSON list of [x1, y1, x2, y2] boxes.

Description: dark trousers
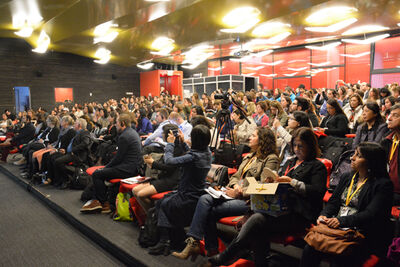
[[92, 167, 137, 203], [47, 152, 63, 181], [53, 153, 80, 186], [224, 212, 309, 267]]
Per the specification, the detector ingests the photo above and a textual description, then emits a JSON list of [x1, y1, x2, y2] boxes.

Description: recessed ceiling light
[[14, 27, 33, 37], [32, 30, 50, 53], [306, 6, 357, 26], [222, 7, 260, 28], [339, 51, 370, 58], [94, 48, 111, 64], [305, 41, 341, 50], [137, 60, 154, 69], [252, 21, 291, 37]]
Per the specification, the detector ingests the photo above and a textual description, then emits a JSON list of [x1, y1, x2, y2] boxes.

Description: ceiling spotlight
[[94, 48, 111, 64], [137, 60, 154, 69], [305, 18, 357, 33], [342, 25, 389, 35], [32, 30, 50, 53], [252, 21, 291, 37], [221, 7, 260, 33], [306, 6, 357, 26], [14, 27, 33, 38], [342, 33, 390, 44]]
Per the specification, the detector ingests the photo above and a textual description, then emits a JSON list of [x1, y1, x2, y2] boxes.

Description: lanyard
[[345, 172, 368, 206], [284, 160, 303, 176], [240, 156, 257, 179], [390, 135, 399, 162]]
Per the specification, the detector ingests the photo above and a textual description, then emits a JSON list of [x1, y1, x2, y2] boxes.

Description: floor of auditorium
[[0, 162, 317, 267]]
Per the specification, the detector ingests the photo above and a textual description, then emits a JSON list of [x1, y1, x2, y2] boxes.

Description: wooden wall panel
[[0, 38, 140, 113]]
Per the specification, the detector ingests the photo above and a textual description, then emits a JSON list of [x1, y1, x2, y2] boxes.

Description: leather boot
[[172, 237, 200, 261], [148, 240, 171, 256]]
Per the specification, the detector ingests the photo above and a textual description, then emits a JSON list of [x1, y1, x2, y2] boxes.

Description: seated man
[[0, 114, 35, 161], [52, 118, 92, 188], [168, 112, 192, 144], [81, 114, 142, 214], [143, 108, 170, 153]]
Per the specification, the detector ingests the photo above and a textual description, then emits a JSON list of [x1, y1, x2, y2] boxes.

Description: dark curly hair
[[255, 127, 278, 159]]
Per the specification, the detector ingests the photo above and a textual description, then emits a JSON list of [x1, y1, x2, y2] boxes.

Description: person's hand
[[167, 130, 176, 143], [276, 176, 292, 183], [315, 127, 325, 133], [99, 135, 104, 140], [272, 118, 281, 129], [59, 148, 66, 154], [38, 139, 44, 143], [325, 217, 340, 229], [225, 187, 241, 198], [317, 215, 328, 225], [178, 129, 185, 142], [47, 144, 53, 149], [143, 155, 154, 166]]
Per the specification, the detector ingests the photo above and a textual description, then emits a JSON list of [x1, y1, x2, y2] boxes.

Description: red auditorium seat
[[222, 259, 255, 267], [345, 134, 356, 138], [199, 238, 226, 256], [228, 168, 237, 176], [119, 182, 139, 193], [150, 191, 171, 200], [317, 158, 333, 203], [219, 216, 243, 226], [86, 165, 105, 175], [392, 206, 400, 219], [0, 136, 7, 141]]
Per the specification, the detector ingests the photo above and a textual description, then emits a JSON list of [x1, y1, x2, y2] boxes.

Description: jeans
[[188, 194, 249, 251]]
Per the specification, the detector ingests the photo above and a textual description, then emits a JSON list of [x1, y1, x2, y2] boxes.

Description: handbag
[[304, 223, 365, 255]]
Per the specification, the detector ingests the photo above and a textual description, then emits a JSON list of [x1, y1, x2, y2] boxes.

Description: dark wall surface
[[0, 38, 140, 113]]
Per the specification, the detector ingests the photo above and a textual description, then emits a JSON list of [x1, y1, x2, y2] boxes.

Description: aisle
[[0, 171, 122, 267]]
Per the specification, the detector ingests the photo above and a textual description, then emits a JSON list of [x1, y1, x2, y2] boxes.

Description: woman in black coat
[[300, 142, 393, 267], [204, 127, 327, 267], [317, 99, 349, 137], [352, 102, 389, 149]]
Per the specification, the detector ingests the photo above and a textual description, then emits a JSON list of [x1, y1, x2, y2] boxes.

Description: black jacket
[[103, 125, 117, 142], [55, 128, 76, 150], [280, 158, 327, 222], [12, 122, 35, 146], [381, 132, 400, 184], [321, 172, 393, 256], [320, 113, 349, 137], [38, 127, 60, 145], [106, 127, 142, 175], [71, 130, 92, 163], [353, 122, 389, 149]]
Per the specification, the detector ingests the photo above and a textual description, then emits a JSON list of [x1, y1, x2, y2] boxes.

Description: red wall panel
[[140, 70, 160, 97], [55, 88, 73, 103], [344, 44, 370, 84], [222, 60, 240, 75], [374, 36, 400, 70]]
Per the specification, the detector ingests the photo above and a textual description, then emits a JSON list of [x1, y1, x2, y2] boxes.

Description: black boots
[[148, 240, 171, 256]]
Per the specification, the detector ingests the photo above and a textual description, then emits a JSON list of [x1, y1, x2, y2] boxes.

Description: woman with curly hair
[[172, 127, 280, 260]]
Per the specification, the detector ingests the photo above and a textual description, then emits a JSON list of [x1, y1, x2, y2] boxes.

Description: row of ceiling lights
[[10, 3, 400, 67]]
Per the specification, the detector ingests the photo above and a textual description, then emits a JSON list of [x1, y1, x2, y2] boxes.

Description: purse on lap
[[304, 223, 365, 255]]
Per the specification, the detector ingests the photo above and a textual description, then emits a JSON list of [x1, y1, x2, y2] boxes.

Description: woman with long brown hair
[[172, 127, 279, 260]]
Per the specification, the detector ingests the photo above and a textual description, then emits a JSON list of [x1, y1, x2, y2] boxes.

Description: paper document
[[205, 186, 234, 200]]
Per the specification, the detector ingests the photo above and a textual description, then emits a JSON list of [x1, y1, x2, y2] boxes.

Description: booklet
[[205, 186, 234, 200], [121, 176, 151, 184]]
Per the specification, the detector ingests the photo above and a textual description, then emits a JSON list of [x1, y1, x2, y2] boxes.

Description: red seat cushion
[[86, 166, 105, 175], [219, 216, 242, 226], [362, 255, 379, 267], [109, 178, 122, 183], [345, 134, 356, 138], [222, 258, 255, 267], [228, 168, 237, 175], [119, 182, 139, 193], [392, 206, 400, 219], [270, 231, 306, 246], [150, 191, 171, 200], [199, 238, 226, 256], [0, 136, 6, 141]]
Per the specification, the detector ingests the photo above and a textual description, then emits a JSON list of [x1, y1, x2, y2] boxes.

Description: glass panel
[[311, 67, 344, 89], [311, 44, 344, 66], [208, 60, 221, 76], [274, 49, 310, 77], [242, 54, 273, 90], [344, 43, 371, 84], [374, 36, 400, 70], [371, 73, 400, 88], [222, 60, 240, 75]]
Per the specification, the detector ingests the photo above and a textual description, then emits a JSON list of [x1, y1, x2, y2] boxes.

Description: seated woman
[[132, 124, 183, 213], [317, 99, 349, 137], [352, 102, 389, 149], [94, 111, 118, 165], [136, 107, 153, 135], [300, 142, 393, 267], [343, 94, 363, 133], [268, 100, 288, 128], [252, 101, 269, 127], [272, 111, 312, 167], [172, 127, 279, 260], [147, 125, 211, 256], [203, 127, 327, 267]]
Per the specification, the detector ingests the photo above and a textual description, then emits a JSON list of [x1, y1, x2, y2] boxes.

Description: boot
[[148, 240, 171, 256], [172, 237, 200, 261]]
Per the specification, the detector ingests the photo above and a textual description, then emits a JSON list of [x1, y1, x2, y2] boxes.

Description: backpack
[[207, 164, 229, 186], [214, 142, 248, 168], [113, 193, 133, 221], [138, 207, 159, 248], [318, 136, 352, 168], [70, 167, 92, 190], [329, 150, 353, 189]]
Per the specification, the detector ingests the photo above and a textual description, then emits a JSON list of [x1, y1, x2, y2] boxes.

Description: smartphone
[[172, 129, 179, 137]]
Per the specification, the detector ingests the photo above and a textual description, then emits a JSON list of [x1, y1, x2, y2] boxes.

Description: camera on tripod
[[214, 91, 235, 110]]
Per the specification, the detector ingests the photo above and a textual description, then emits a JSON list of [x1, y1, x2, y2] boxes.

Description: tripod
[[210, 108, 235, 152]]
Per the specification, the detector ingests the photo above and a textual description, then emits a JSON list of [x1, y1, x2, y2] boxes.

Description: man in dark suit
[[53, 118, 92, 188], [81, 113, 142, 213]]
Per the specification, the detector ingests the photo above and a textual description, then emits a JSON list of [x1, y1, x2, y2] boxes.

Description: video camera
[[214, 90, 236, 110]]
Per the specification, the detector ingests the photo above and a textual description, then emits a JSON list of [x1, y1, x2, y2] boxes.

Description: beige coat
[[228, 153, 280, 197], [234, 119, 257, 145]]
